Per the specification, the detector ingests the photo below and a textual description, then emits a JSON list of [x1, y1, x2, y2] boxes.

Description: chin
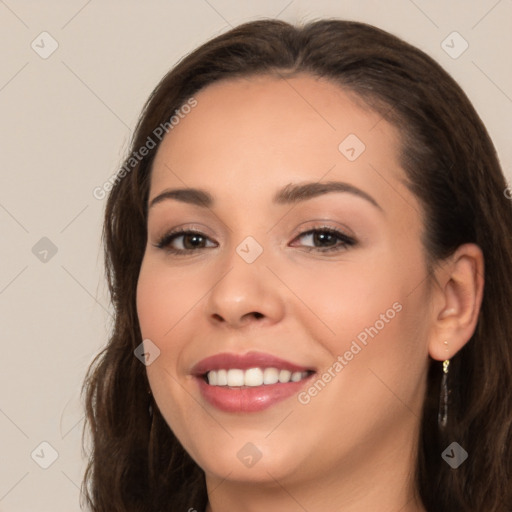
[[199, 448, 299, 484]]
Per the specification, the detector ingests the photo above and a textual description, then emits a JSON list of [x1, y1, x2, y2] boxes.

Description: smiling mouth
[[192, 351, 317, 412], [203, 367, 315, 387]]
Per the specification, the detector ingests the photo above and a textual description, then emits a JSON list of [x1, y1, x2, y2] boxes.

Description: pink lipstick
[[191, 351, 315, 413]]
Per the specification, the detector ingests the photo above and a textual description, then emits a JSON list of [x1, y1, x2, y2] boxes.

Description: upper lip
[[191, 351, 316, 376]]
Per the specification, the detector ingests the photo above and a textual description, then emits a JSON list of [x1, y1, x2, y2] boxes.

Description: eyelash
[[153, 226, 356, 256]]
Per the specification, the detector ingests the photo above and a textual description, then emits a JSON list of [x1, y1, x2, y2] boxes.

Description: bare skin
[[136, 74, 484, 512]]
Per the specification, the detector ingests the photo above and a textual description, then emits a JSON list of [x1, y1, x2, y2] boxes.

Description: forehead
[[150, 73, 407, 206]]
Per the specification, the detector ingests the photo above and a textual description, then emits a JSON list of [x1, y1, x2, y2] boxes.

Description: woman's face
[[137, 74, 433, 489]]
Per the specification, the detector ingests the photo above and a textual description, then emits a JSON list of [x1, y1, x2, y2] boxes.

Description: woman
[[82, 19, 512, 511]]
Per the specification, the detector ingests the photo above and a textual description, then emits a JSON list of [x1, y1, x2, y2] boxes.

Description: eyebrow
[[148, 181, 383, 212]]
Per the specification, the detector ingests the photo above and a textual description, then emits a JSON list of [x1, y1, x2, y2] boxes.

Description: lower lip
[[196, 375, 315, 413]]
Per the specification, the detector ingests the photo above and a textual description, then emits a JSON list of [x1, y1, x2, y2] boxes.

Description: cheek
[[136, 260, 205, 444], [136, 258, 213, 402], [282, 253, 403, 345], [295, 244, 429, 379], [136, 258, 204, 341], [325, 254, 430, 410]]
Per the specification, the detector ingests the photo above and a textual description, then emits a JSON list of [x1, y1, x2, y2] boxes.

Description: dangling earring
[[148, 388, 153, 418], [438, 341, 450, 430]]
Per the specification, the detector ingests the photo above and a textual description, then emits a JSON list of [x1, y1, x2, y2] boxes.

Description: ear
[[428, 243, 485, 361]]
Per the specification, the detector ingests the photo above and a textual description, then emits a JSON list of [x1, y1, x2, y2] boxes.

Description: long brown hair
[[82, 19, 512, 511]]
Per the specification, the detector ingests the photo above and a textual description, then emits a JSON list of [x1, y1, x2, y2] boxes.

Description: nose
[[204, 249, 286, 329]]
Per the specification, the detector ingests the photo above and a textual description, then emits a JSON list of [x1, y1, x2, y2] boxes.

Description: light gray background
[[1, 1, 511, 510]]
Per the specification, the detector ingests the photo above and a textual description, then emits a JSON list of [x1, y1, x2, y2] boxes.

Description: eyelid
[[153, 222, 216, 242], [290, 219, 355, 241]]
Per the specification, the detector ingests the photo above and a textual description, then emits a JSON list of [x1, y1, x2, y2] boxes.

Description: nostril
[[211, 311, 264, 324]]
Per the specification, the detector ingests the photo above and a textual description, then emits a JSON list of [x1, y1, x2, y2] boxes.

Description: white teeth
[[205, 367, 310, 387], [244, 368, 263, 387], [217, 369, 227, 386], [226, 369, 244, 387], [278, 369, 292, 383], [207, 371, 217, 385], [263, 367, 279, 384], [290, 371, 302, 382]]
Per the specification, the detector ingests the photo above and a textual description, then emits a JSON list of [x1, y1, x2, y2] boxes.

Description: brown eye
[[155, 230, 217, 254], [292, 228, 356, 253]]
